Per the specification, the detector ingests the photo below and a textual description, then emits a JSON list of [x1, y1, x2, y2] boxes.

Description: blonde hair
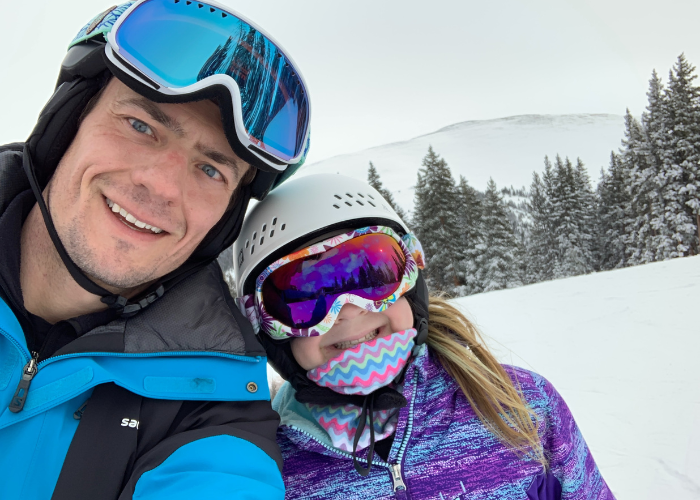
[[425, 296, 546, 467]]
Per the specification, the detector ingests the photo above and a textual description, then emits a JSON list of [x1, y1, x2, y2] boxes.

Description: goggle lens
[[262, 234, 406, 328], [114, 0, 309, 161]]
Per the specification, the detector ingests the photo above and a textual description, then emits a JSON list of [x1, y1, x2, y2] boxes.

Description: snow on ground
[[299, 113, 626, 213], [452, 256, 700, 499]]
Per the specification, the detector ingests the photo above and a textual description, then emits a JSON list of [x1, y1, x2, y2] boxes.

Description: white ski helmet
[[233, 173, 410, 297]]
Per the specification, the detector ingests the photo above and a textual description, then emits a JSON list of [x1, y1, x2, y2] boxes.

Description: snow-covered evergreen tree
[[655, 54, 700, 258], [596, 152, 630, 270], [367, 161, 408, 221], [526, 159, 557, 283], [412, 146, 461, 292], [549, 156, 596, 278], [622, 105, 658, 265], [454, 175, 484, 294], [473, 178, 523, 292]]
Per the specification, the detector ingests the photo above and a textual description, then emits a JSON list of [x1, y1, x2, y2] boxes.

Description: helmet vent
[[281, 224, 286, 231], [334, 195, 342, 200], [368, 194, 375, 200], [333, 204, 340, 209], [245, 240, 249, 248], [260, 236, 265, 245], [357, 193, 365, 198], [345, 201, 352, 207], [272, 217, 278, 225], [252, 232, 257, 240], [345, 193, 353, 198], [270, 230, 275, 237], [368, 201, 376, 207], [262, 224, 267, 232], [356, 200, 364, 206], [250, 244, 255, 255]]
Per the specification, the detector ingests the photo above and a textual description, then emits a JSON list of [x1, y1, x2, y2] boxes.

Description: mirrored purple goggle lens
[[262, 234, 406, 328]]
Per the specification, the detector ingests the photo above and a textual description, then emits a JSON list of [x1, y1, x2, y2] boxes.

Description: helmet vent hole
[[333, 204, 340, 209], [198, 3, 203, 7], [270, 230, 275, 237], [367, 194, 375, 200], [252, 232, 257, 240], [260, 236, 264, 245], [272, 217, 277, 225], [334, 195, 342, 200], [368, 201, 376, 207], [346, 193, 353, 198], [357, 193, 365, 198], [345, 201, 352, 207], [245, 240, 249, 248], [262, 224, 267, 232], [356, 200, 364, 206], [281, 224, 286, 231], [186, 0, 191, 4], [210, 7, 215, 12], [250, 245, 255, 254]]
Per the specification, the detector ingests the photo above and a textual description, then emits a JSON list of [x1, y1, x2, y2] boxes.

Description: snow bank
[[452, 256, 700, 499]]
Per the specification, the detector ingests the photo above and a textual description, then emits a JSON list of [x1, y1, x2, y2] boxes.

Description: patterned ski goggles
[[237, 226, 426, 340], [71, 0, 310, 169]]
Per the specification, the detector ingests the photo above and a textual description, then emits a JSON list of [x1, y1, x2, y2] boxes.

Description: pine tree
[[655, 54, 700, 258], [454, 176, 483, 294], [367, 162, 407, 221], [526, 158, 557, 283], [549, 156, 595, 278], [413, 146, 461, 292], [473, 178, 523, 292], [622, 105, 658, 265], [596, 152, 630, 270]]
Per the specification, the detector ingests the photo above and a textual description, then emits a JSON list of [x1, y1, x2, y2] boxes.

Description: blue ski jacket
[[0, 146, 285, 499]]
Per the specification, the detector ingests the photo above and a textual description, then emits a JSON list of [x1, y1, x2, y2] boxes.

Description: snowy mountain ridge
[[300, 113, 626, 214]]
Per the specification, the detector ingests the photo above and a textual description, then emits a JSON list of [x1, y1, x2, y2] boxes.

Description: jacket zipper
[[289, 368, 419, 497], [2, 342, 263, 413], [8, 351, 38, 413]]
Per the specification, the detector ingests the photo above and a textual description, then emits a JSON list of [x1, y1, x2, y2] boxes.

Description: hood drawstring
[[352, 393, 376, 477]]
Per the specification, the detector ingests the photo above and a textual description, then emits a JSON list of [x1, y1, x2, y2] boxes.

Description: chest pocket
[[451, 472, 562, 500]]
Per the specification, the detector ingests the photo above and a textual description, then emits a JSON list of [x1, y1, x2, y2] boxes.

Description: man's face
[[47, 78, 251, 292]]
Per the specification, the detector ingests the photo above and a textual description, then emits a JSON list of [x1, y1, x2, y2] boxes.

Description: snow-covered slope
[[453, 256, 700, 500], [300, 114, 625, 213]]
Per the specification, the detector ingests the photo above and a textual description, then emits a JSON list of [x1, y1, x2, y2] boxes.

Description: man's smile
[[104, 196, 167, 235]]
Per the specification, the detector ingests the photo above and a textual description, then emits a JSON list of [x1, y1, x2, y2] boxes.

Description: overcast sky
[[1, 0, 698, 165]]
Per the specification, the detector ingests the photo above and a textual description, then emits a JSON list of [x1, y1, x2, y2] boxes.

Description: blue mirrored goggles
[[74, 0, 310, 168]]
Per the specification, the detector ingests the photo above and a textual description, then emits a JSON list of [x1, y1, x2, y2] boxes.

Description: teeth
[[105, 197, 163, 234], [334, 329, 379, 350]]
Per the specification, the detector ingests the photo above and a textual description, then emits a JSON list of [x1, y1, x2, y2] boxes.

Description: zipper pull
[[74, 400, 89, 420], [390, 463, 406, 491], [8, 352, 39, 413]]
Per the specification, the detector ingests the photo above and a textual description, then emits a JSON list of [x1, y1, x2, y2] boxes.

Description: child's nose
[[336, 303, 366, 321]]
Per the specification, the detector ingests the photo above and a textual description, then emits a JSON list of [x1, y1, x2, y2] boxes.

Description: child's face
[[290, 297, 414, 371]]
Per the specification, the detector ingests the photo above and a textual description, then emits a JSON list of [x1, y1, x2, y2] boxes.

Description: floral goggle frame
[[236, 226, 426, 340]]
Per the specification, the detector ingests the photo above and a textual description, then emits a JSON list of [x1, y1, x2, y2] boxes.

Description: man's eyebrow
[[116, 97, 185, 136], [196, 143, 244, 179]]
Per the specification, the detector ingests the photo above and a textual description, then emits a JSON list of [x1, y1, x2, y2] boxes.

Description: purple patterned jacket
[[272, 345, 615, 500]]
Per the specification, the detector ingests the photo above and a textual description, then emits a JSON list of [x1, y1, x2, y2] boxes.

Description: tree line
[[368, 54, 700, 295]]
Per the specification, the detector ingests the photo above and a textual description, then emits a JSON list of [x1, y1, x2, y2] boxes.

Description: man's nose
[[130, 150, 188, 205]]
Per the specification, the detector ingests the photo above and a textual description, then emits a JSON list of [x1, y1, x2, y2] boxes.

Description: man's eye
[[128, 118, 154, 136], [200, 164, 223, 181]]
